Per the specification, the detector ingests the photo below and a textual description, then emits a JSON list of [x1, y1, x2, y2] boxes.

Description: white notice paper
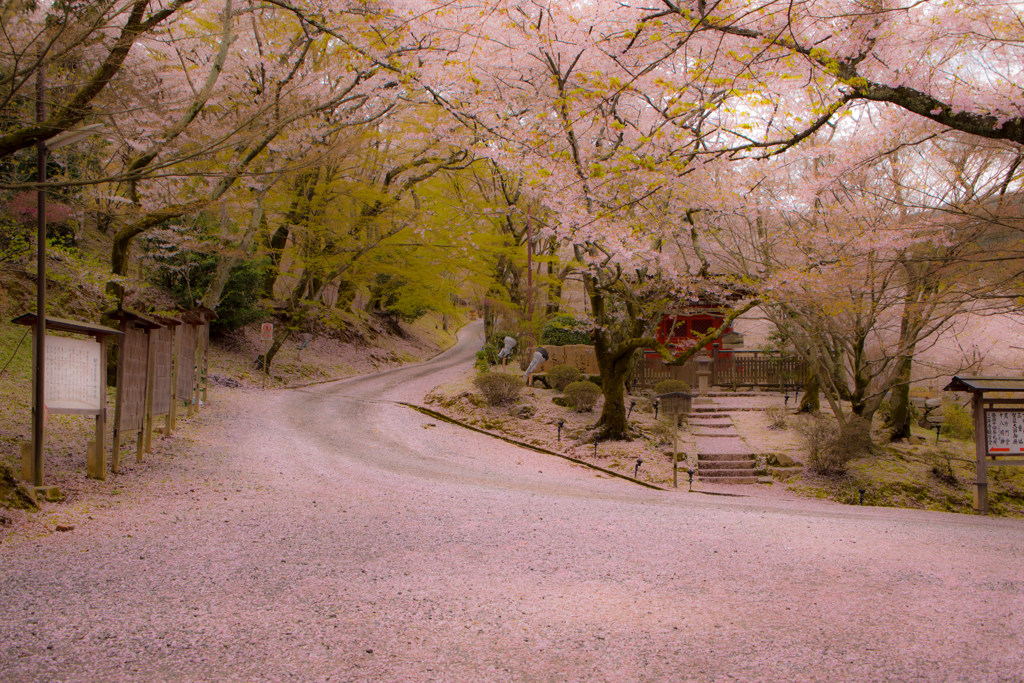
[[985, 410, 1024, 455], [45, 336, 103, 413]]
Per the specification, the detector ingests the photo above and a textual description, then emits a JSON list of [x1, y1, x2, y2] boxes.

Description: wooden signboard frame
[[944, 376, 1024, 515], [107, 309, 163, 473], [11, 314, 122, 482], [192, 306, 217, 409], [146, 315, 180, 449], [173, 311, 202, 424]]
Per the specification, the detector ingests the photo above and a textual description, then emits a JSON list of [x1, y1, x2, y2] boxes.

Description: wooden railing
[[713, 356, 807, 389], [631, 357, 697, 391], [631, 353, 807, 391]]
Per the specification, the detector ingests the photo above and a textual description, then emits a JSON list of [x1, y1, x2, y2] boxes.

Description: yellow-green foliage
[[654, 379, 691, 395], [942, 398, 974, 440]]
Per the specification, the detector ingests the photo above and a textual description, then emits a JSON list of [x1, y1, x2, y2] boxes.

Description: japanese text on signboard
[[985, 410, 1024, 455], [45, 336, 102, 413]]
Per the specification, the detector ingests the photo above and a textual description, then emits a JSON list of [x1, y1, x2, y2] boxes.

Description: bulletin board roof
[[103, 308, 164, 330], [176, 310, 205, 325], [191, 305, 218, 320], [943, 376, 1024, 394], [151, 314, 182, 327], [11, 313, 122, 337]]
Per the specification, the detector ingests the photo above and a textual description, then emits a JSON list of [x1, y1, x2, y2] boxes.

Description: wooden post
[[110, 320, 128, 474], [138, 324, 153, 463], [201, 321, 210, 404], [144, 329, 157, 453], [92, 335, 108, 481], [673, 415, 679, 488], [973, 392, 988, 515], [169, 323, 179, 433]]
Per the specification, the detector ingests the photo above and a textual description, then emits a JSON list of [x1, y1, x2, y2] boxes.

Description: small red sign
[[260, 323, 273, 341]]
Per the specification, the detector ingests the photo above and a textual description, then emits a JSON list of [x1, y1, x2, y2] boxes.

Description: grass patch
[[786, 442, 1024, 517]]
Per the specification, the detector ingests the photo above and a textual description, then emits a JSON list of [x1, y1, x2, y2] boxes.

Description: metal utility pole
[[33, 59, 46, 487]]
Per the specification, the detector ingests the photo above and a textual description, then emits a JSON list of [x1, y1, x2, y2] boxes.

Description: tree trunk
[[257, 328, 293, 373], [887, 376, 913, 440], [595, 352, 632, 440], [797, 374, 820, 413], [109, 233, 132, 300], [335, 277, 357, 311], [262, 224, 290, 299]]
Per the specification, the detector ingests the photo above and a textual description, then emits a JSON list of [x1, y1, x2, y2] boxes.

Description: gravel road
[[1, 321, 1022, 682]]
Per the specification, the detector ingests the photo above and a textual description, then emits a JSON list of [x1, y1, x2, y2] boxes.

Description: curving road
[[1, 321, 1022, 682]]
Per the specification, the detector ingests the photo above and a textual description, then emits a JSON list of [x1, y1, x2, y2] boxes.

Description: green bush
[[150, 248, 268, 334], [540, 314, 592, 346], [547, 364, 582, 392], [472, 372, 524, 406], [564, 380, 602, 412], [653, 379, 691, 395], [942, 400, 974, 440], [479, 331, 519, 367]]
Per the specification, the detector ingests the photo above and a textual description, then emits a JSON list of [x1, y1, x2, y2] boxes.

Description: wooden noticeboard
[[44, 335, 103, 414], [944, 376, 1024, 516], [117, 325, 150, 433], [11, 313, 121, 483], [107, 309, 162, 474], [176, 322, 198, 399], [985, 410, 1024, 455], [150, 326, 174, 417]]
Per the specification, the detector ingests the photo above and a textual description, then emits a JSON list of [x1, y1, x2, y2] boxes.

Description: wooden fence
[[631, 357, 697, 390], [522, 345, 600, 375], [714, 356, 807, 389], [522, 345, 808, 391], [631, 354, 807, 391]]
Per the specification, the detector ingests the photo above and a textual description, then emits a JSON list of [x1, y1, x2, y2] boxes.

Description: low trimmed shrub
[[653, 379, 692, 395], [547, 364, 582, 392], [564, 380, 602, 412], [472, 372, 524, 406]]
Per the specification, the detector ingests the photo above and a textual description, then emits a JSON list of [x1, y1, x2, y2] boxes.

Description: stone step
[[688, 420, 733, 428], [694, 406, 770, 413], [697, 475, 759, 485], [695, 437, 752, 457], [692, 428, 740, 438], [698, 460, 756, 472]]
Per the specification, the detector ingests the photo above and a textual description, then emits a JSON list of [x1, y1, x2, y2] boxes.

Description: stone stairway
[[690, 406, 758, 484]]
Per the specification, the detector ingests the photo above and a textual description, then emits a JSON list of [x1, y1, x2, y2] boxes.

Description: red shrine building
[[650, 302, 746, 357]]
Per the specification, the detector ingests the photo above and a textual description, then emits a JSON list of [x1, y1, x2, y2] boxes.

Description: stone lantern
[[695, 349, 713, 401]]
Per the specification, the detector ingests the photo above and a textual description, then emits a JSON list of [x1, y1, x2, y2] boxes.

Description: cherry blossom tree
[[627, 0, 1024, 150], [409, 0, 768, 438], [0, 0, 195, 158], [699, 118, 1024, 432]]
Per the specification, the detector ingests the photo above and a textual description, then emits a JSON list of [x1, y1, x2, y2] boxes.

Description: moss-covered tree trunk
[[797, 374, 820, 413], [594, 349, 634, 440]]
